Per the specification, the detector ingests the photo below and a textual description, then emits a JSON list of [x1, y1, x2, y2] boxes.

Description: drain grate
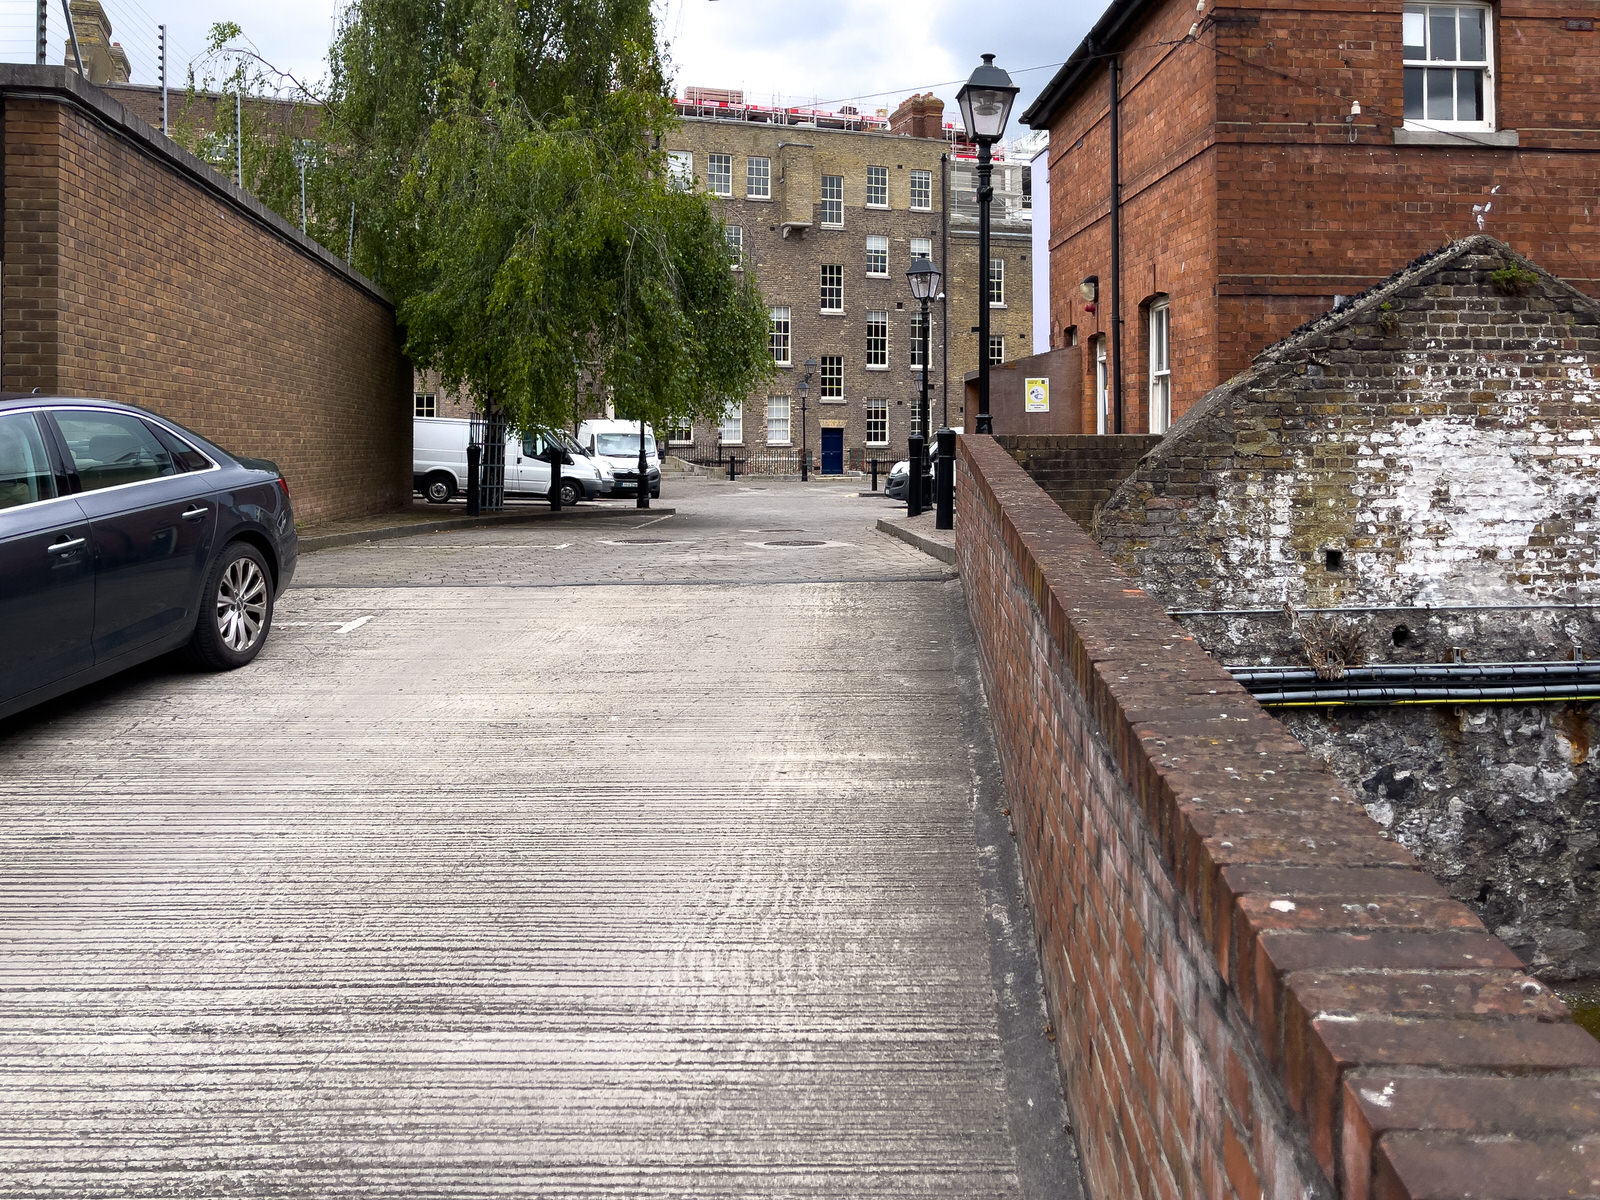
[[766, 539, 826, 548], [618, 537, 672, 545]]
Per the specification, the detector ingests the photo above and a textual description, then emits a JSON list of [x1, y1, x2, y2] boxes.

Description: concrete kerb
[[299, 504, 677, 553], [877, 515, 958, 565]]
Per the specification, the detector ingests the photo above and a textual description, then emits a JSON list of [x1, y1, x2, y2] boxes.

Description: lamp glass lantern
[[956, 53, 1020, 143], [906, 258, 942, 301]]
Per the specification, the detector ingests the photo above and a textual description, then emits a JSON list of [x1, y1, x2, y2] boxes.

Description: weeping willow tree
[[323, 0, 772, 437]]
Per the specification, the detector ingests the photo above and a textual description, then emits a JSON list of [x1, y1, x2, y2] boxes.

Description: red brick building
[[1024, 0, 1600, 435]]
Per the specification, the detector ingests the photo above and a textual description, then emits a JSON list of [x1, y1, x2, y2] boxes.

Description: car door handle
[[48, 537, 86, 555], [180, 506, 208, 521]]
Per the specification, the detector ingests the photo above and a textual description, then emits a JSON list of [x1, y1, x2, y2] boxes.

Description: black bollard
[[636, 425, 650, 510], [935, 428, 955, 530], [466, 442, 481, 517], [727, 455, 738, 482], [870, 458, 880, 492], [906, 433, 924, 518], [547, 441, 562, 512]]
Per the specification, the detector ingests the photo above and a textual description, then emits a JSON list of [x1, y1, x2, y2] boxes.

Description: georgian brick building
[[662, 88, 1032, 472], [1024, 0, 1600, 436]]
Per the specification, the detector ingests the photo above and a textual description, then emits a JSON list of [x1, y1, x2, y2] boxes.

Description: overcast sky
[[12, 0, 1100, 137]]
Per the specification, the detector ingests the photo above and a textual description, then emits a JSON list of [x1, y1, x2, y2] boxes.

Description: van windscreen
[[596, 433, 648, 456]]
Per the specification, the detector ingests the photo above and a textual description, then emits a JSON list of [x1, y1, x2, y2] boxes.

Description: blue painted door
[[821, 428, 844, 475]]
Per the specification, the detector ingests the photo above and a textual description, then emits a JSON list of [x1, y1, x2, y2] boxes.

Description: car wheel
[[424, 472, 455, 504], [188, 542, 274, 670], [556, 478, 583, 508], [650, 484, 661, 499]]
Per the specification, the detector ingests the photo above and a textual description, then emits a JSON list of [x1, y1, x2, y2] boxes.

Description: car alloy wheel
[[188, 542, 275, 670], [217, 554, 269, 652]]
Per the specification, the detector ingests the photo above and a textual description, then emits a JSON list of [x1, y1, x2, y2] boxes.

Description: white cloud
[[27, 0, 1101, 131]]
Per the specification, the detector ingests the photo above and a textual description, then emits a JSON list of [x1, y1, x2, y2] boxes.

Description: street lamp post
[[907, 258, 942, 513], [957, 53, 1019, 436], [797, 357, 816, 482]]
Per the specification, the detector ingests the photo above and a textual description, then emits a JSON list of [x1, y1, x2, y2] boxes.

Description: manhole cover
[[767, 539, 826, 547], [618, 537, 671, 544]]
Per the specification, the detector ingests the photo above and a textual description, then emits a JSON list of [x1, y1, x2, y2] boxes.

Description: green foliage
[[320, 0, 771, 430], [1488, 262, 1540, 296], [177, 4, 772, 433]]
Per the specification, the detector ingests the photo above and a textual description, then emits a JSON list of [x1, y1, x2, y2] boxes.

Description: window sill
[[866, 272, 889, 279], [818, 397, 847, 406], [1395, 126, 1517, 147], [865, 365, 889, 372], [711, 190, 733, 199], [910, 206, 932, 213], [821, 223, 845, 231], [767, 442, 792, 448], [745, 196, 772, 202], [989, 303, 1008, 310], [820, 309, 845, 317], [865, 203, 889, 210]]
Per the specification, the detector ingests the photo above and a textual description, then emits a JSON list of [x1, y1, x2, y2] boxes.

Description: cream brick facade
[[664, 100, 1033, 473]]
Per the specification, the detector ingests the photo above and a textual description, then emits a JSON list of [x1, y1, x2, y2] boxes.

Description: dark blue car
[[0, 395, 297, 721]]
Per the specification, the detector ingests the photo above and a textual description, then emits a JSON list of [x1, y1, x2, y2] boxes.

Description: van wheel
[[424, 472, 455, 504], [556, 478, 583, 508], [650, 483, 661, 499]]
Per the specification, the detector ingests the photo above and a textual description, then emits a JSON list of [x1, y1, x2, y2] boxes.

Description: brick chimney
[[888, 92, 946, 139]]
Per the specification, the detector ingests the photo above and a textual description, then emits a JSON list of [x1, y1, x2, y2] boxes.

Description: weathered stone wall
[[1088, 237, 1600, 984], [1281, 704, 1600, 983], [957, 431, 1600, 1200], [1096, 238, 1600, 620]]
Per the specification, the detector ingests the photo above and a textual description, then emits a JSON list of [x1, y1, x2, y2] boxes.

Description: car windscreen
[[596, 433, 651, 456]]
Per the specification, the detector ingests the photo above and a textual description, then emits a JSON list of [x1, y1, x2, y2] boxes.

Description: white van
[[414, 417, 613, 505], [576, 419, 661, 499]]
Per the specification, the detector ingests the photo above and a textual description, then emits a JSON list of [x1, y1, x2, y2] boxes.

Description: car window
[[146, 421, 212, 472], [0, 412, 58, 510], [54, 410, 178, 492]]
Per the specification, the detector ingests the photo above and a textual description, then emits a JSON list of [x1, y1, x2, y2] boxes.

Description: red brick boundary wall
[[956, 433, 1600, 1200], [0, 66, 410, 525]]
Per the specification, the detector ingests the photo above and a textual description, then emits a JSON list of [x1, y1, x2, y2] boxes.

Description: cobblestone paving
[[0, 479, 1078, 1199]]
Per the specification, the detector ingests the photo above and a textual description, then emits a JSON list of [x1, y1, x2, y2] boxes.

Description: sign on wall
[[1025, 377, 1050, 413]]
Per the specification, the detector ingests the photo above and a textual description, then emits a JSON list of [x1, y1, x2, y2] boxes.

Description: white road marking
[[329, 616, 374, 634]]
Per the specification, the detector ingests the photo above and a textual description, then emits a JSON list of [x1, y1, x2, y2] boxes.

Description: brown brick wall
[[956, 431, 1600, 1200], [1, 68, 409, 525], [1037, 0, 1600, 432]]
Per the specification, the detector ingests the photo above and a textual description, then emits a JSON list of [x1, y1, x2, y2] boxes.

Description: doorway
[[820, 428, 843, 475]]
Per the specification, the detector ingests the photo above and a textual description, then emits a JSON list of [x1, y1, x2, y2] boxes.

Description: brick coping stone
[[956, 431, 1600, 1200]]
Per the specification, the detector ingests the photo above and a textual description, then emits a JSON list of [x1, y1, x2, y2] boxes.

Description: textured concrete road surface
[[0, 480, 1081, 1199]]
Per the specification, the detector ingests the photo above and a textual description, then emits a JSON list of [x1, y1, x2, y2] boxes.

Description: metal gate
[[468, 412, 507, 512]]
